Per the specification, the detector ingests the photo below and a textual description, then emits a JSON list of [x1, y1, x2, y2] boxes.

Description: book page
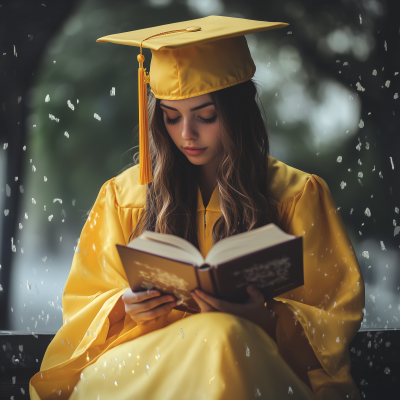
[[129, 231, 204, 266], [205, 223, 296, 265]]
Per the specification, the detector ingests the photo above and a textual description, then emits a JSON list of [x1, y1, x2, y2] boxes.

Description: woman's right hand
[[121, 289, 178, 327]]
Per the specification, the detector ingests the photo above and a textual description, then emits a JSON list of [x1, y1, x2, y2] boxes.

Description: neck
[[199, 156, 219, 192]]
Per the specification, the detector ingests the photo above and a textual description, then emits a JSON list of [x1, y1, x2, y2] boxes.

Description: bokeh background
[[0, 0, 399, 333]]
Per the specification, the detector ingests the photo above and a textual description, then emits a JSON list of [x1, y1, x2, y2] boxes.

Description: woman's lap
[[69, 312, 316, 400]]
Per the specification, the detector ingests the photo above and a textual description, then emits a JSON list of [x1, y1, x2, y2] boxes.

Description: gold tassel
[[137, 53, 152, 185]]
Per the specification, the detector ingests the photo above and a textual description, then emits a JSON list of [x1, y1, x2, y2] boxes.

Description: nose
[[181, 119, 198, 141]]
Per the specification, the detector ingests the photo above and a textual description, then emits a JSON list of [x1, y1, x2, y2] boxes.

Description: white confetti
[[359, 14, 362, 24], [19, 223, 23, 230], [67, 100, 75, 110], [45, 94, 50, 102], [362, 251, 369, 259], [395, 207, 399, 214], [94, 113, 101, 121], [336, 337, 340, 343], [245, 344, 250, 357], [110, 87, 115, 96], [32, 165, 36, 172], [358, 119, 364, 128], [32, 198, 36, 204], [288, 387, 293, 395], [372, 69, 377, 76], [394, 93, 399, 100], [64, 131, 69, 138], [356, 82, 365, 92], [340, 181, 346, 189], [24, 213, 28, 219], [364, 208, 371, 217], [3, 143, 8, 150], [384, 41, 387, 51], [390, 157, 394, 169], [4, 209, 9, 216], [380, 241, 386, 251], [358, 172, 363, 178], [11, 237, 16, 252], [6, 184, 11, 196], [379, 171, 383, 178], [48, 215, 54, 222], [370, 294, 376, 303], [384, 367, 390, 374], [394, 226, 400, 237], [337, 156, 342, 163], [53, 198, 62, 204], [385, 80, 390, 88], [49, 114, 59, 122]]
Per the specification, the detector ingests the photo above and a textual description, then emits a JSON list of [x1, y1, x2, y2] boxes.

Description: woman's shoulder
[[266, 156, 313, 204], [108, 164, 146, 209]]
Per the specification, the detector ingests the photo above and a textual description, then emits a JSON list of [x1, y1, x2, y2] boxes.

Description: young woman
[[29, 17, 364, 400]]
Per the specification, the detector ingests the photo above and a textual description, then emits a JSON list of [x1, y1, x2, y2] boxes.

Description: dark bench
[[1, 330, 399, 399]]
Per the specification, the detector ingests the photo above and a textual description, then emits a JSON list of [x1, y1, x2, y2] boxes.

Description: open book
[[116, 223, 304, 313]]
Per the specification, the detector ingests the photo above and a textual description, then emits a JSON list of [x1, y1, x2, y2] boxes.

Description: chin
[[186, 156, 209, 166]]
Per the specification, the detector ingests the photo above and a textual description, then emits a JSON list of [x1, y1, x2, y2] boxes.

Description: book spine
[[196, 266, 218, 296]]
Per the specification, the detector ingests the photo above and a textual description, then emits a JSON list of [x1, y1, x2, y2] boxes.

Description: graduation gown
[[29, 157, 364, 400]]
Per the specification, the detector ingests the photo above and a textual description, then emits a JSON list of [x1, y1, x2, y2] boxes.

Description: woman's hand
[[121, 288, 178, 327], [191, 285, 278, 341]]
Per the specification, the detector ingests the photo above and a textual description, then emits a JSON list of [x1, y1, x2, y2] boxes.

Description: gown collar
[[197, 186, 220, 212]]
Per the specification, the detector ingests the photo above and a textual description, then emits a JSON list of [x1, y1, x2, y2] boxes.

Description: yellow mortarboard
[[97, 16, 288, 185]]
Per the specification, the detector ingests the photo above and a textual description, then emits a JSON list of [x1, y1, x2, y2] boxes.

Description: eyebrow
[[160, 102, 214, 112]]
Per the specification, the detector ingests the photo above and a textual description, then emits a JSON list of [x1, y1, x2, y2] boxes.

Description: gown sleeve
[[29, 177, 171, 400], [272, 175, 365, 399]]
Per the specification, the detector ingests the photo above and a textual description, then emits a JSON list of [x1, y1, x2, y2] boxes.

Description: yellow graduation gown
[[29, 157, 364, 400]]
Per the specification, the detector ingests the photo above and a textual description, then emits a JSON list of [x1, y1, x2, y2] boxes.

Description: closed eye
[[199, 115, 217, 124], [166, 116, 181, 125]]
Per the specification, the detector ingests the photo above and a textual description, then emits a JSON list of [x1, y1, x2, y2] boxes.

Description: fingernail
[[176, 298, 183, 306]]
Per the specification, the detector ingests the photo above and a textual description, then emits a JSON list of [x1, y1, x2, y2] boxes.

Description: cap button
[[186, 26, 201, 32]]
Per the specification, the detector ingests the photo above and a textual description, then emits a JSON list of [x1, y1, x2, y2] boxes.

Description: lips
[[183, 147, 207, 156]]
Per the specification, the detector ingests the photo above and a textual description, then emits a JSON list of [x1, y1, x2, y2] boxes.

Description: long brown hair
[[130, 79, 279, 248]]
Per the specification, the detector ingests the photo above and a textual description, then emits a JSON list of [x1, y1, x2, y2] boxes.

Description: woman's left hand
[[190, 285, 274, 336]]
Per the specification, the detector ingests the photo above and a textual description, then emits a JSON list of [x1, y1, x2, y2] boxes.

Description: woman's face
[[160, 94, 222, 166]]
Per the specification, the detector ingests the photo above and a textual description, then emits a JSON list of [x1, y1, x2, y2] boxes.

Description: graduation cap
[[97, 15, 288, 185]]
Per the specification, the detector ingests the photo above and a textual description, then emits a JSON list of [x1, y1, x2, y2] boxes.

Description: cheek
[[164, 123, 181, 145], [202, 122, 221, 148]]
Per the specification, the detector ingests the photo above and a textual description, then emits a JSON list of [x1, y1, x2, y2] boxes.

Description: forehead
[[160, 93, 213, 110]]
